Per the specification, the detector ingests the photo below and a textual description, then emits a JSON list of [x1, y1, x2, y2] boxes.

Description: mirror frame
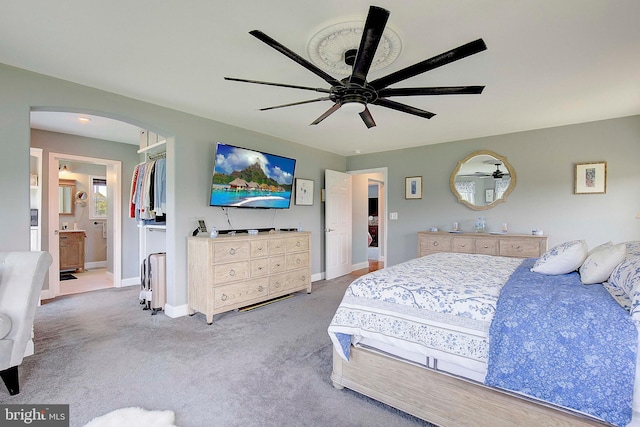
[[449, 150, 517, 211], [59, 179, 76, 216]]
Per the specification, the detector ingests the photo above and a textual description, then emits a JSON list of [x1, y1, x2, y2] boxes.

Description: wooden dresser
[[418, 231, 547, 258], [188, 231, 311, 324], [59, 230, 85, 272]]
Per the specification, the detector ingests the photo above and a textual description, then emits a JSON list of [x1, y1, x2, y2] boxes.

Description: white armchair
[[0, 251, 52, 395]]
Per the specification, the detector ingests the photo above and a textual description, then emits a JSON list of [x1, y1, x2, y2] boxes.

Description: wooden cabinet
[[188, 231, 312, 324], [418, 231, 547, 259], [59, 231, 86, 272]]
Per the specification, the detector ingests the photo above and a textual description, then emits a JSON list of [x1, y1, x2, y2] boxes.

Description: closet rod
[[148, 151, 166, 160]]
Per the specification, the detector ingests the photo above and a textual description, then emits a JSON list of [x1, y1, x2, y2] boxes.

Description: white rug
[[84, 407, 176, 427]]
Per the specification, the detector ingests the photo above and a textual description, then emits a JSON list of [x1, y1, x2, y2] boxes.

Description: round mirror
[[450, 150, 516, 210], [75, 190, 88, 201]]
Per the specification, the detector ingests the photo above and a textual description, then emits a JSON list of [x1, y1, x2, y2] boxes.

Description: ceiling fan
[[459, 162, 509, 179], [225, 5, 487, 128]]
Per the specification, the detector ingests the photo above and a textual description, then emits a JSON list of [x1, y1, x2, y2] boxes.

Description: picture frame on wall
[[574, 161, 607, 194], [295, 178, 314, 205], [485, 189, 494, 203], [405, 176, 422, 199]]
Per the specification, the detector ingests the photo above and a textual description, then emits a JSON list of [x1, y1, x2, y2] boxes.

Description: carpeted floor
[[1, 275, 436, 427]]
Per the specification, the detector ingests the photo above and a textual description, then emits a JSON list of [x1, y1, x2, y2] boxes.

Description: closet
[[135, 131, 167, 269]]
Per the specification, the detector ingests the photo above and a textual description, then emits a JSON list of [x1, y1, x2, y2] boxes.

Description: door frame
[[46, 152, 122, 298], [347, 167, 388, 268]]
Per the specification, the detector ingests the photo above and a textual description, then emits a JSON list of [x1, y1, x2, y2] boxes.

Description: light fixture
[[78, 117, 91, 123], [341, 101, 366, 114], [59, 164, 70, 174]]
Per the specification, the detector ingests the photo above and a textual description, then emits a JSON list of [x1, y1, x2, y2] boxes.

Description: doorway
[[47, 152, 122, 298]]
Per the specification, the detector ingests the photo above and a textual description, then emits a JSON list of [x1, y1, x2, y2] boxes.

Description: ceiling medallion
[[307, 21, 402, 76]]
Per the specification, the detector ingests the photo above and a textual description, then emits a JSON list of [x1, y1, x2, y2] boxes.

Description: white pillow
[[579, 243, 626, 284], [531, 240, 588, 275]]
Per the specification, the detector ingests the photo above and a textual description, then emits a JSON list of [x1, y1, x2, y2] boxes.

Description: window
[[89, 176, 107, 219]]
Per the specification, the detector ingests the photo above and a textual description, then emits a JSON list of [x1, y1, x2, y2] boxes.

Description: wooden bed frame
[[331, 346, 606, 427]]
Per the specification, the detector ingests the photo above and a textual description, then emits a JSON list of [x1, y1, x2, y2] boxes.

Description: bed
[[328, 240, 640, 427]]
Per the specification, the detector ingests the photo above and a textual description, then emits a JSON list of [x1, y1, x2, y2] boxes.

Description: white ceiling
[[4, 1, 640, 156]]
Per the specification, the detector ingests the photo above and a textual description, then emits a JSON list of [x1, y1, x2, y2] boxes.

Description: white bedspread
[[328, 252, 523, 375]]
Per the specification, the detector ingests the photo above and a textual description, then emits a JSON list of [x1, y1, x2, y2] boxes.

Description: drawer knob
[[296, 241, 301, 247], [460, 244, 466, 247], [276, 263, 281, 267], [221, 294, 228, 301], [484, 245, 489, 248], [229, 269, 235, 276], [258, 266, 263, 270], [433, 241, 439, 246], [258, 286, 264, 292], [229, 248, 236, 255], [274, 282, 281, 288], [296, 258, 301, 264]]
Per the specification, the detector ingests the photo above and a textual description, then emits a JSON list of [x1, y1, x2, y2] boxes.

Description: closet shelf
[[137, 139, 166, 156]]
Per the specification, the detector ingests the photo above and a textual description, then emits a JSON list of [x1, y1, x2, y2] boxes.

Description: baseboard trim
[[85, 261, 107, 270], [165, 303, 189, 318], [120, 276, 140, 287], [311, 272, 324, 282], [352, 261, 369, 271]]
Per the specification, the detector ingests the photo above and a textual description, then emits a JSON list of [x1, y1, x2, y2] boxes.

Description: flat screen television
[[210, 143, 296, 209]]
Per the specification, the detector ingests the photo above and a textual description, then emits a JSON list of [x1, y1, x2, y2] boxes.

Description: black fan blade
[[310, 103, 341, 126], [225, 77, 331, 94], [349, 6, 390, 86], [359, 107, 377, 128], [370, 39, 487, 90], [260, 97, 331, 111], [378, 86, 485, 97], [372, 99, 435, 119], [250, 30, 344, 88]]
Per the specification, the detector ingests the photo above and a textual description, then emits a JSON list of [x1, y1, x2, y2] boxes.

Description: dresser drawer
[[250, 239, 269, 258], [499, 239, 542, 258], [475, 238, 498, 255], [286, 252, 309, 271], [269, 255, 286, 274], [269, 238, 286, 255], [214, 278, 269, 309], [452, 237, 475, 254], [270, 271, 309, 294], [213, 241, 250, 263], [286, 235, 309, 252], [419, 234, 452, 254], [250, 258, 269, 277], [212, 261, 249, 284]]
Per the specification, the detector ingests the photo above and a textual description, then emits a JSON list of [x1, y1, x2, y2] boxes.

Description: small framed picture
[[405, 176, 422, 199], [295, 178, 314, 206], [485, 189, 494, 203], [574, 161, 607, 194]]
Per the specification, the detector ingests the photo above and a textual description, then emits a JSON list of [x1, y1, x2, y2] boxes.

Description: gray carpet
[[1, 275, 436, 427]]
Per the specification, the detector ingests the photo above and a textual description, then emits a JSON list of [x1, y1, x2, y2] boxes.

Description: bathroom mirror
[[58, 179, 75, 215], [450, 150, 516, 210]]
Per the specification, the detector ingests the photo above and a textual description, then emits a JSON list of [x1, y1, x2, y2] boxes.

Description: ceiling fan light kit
[[225, 5, 487, 128]]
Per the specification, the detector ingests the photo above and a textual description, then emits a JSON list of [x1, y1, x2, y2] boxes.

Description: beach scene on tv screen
[[210, 144, 295, 208]]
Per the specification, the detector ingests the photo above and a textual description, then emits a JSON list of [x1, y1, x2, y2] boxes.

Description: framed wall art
[[574, 161, 607, 194], [295, 178, 314, 205], [405, 176, 422, 199]]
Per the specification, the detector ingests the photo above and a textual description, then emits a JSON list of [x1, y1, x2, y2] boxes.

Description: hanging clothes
[[130, 157, 166, 223]]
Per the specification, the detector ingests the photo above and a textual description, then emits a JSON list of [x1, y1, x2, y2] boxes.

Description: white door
[[325, 169, 352, 280]]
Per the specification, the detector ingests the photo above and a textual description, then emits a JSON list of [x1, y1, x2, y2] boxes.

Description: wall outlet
[[390, 212, 398, 220]]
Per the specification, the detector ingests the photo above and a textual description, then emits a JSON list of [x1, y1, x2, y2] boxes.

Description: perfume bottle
[[475, 217, 485, 233]]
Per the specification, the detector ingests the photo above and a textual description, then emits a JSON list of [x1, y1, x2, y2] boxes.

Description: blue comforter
[[485, 258, 637, 426]]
